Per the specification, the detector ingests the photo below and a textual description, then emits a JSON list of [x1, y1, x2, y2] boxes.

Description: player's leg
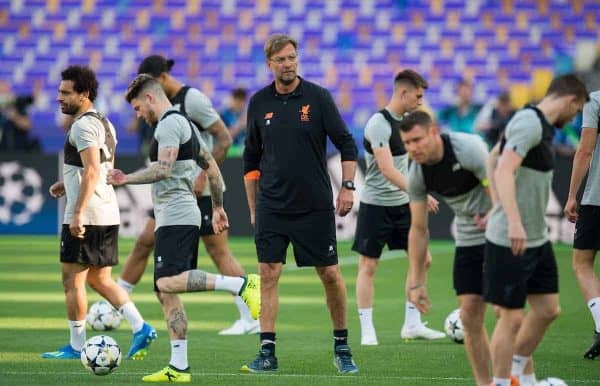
[[118, 217, 156, 292], [352, 202, 386, 345], [355, 255, 380, 345], [202, 230, 258, 335], [459, 294, 491, 386], [142, 292, 191, 383], [42, 225, 90, 359], [572, 204, 600, 358]]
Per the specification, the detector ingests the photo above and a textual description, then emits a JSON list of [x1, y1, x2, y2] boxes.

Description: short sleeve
[[451, 133, 489, 181], [503, 109, 542, 158], [408, 162, 428, 202], [184, 88, 220, 128], [582, 92, 600, 130], [70, 117, 101, 152], [155, 114, 190, 149], [364, 113, 392, 149]]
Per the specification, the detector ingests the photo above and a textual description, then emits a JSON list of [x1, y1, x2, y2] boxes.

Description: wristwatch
[[341, 180, 356, 191]]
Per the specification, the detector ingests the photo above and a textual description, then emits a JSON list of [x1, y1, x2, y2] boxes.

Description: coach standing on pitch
[[241, 34, 359, 374]]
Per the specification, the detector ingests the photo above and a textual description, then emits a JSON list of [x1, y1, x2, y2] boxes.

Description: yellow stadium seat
[[532, 68, 553, 101], [510, 84, 532, 108]]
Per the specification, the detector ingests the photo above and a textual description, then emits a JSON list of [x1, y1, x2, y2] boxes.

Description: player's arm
[[494, 148, 526, 255], [242, 97, 262, 226], [485, 142, 500, 207], [407, 199, 431, 314], [70, 146, 101, 237], [196, 144, 229, 233], [108, 146, 179, 185], [373, 147, 408, 191], [565, 127, 598, 222], [193, 119, 231, 197]]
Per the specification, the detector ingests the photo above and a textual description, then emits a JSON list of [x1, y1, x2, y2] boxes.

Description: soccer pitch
[[0, 236, 597, 385]]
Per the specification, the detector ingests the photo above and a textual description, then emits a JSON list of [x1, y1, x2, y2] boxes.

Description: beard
[[60, 103, 79, 115], [278, 71, 297, 86]]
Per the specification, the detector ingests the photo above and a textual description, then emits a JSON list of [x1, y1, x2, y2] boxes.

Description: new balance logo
[[156, 256, 162, 263], [452, 163, 461, 171]]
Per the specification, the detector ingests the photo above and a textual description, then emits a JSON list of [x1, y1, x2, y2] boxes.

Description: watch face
[[343, 181, 355, 190]]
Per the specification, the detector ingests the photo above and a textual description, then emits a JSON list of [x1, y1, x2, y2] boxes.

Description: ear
[[81, 90, 90, 100]]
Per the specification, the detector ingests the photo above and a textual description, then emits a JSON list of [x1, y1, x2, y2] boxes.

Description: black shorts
[[574, 205, 600, 250], [483, 240, 558, 309], [154, 225, 200, 291], [149, 196, 216, 236], [351, 202, 410, 258], [255, 210, 338, 267], [60, 224, 119, 266], [453, 244, 485, 296]]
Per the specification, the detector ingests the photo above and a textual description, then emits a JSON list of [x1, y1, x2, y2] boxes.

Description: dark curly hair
[[60, 65, 98, 102]]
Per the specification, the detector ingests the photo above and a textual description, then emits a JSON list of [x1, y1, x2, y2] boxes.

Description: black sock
[[333, 329, 348, 349], [260, 332, 276, 354]]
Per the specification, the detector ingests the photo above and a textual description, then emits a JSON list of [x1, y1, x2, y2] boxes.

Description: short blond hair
[[264, 34, 298, 59]]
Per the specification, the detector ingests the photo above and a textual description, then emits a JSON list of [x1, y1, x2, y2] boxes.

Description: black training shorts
[[453, 244, 485, 296], [483, 240, 558, 309], [255, 209, 338, 267], [351, 202, 410, 258], [60, 224, 119, 266], [154, 225, 200, 291], [574, 205, 600, 251]]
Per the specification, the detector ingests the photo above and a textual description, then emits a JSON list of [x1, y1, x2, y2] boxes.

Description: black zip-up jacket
[[243, 77, 358, 213]]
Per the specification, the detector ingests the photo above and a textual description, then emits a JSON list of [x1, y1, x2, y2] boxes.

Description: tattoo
[[187, 270, 208, 291], [208, 172, 224, 208], [196, 147, 211, 170], [167, 308, 187, 339], [124, 163, 170, 184]]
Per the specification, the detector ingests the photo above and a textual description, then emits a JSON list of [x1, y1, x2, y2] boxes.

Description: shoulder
[[185, 87, 211, 104], [448, 132, 486, 151], [506, 108, 541, 134]]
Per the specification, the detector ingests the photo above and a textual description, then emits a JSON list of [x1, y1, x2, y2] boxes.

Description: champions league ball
[[444, 308, 464, 344], [86, 300, 122, 331], [80, 335, 121, 376]]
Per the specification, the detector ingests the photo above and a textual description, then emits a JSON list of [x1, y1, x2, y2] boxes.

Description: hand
[[70, 213, 85, 239], [473, 212, 489, 230], [508, 219, 527, 256], [211, 207, 229, 234], [336, 188, 354, 217], [106, 169, 127, 186], [193, 171, 207, 198], [564, 197, 578, 223], [426, 194, 439, 213], [408, 285, 431, 314], [49, 181, 65, 198]]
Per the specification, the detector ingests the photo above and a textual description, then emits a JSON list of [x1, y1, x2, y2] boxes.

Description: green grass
[[0, 236, 596, 385]]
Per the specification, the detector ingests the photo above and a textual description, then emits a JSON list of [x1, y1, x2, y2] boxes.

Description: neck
[[386, 98, 407, 116], [164, 76, 184, 99], [75, 100, 94, 117], [535, 97, 561, 125], [275, 76, 300, 95], [429, 135, 445, 164], [155, 100, 174, 121]]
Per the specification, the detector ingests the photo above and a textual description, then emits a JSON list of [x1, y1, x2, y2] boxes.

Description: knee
[[156, 277, 175, 293], [259, 265, 280, 287], [205, 242, 229, 260], [358, 259, 377, 277], [319, 267, 341, 286], [536, 305, 561, 322], [460, 305, 484, 332], [572, 257, 592, 276]]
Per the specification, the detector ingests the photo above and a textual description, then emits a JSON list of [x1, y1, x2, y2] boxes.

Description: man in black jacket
[[242, 34, 359, 375]]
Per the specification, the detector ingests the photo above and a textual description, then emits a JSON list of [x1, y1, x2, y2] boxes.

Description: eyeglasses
[[269, 54, 298, 64]]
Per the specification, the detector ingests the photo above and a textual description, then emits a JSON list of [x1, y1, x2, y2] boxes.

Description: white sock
[[169, 339, 188, 370], [215, 275, 245, 295], [587, 297, 600, 332], [492, 378, 510, 386], [404, 301, 422, 327], [117, 278, 135, 294], [119, 301, 144, 333], [510, 354, 529, 376], [68, 320, 86, 351], [234, 295, 253, 322], [358, 308, 375, 336], [520, 373, 537, 386]]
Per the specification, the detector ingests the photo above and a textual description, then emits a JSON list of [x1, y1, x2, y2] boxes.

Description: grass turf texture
[[0, 236, 596, 385]]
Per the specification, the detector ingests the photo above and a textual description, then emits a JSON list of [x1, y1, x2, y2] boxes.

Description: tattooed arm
[[107, 146, 179, 186], [196, 145, 230, 233]]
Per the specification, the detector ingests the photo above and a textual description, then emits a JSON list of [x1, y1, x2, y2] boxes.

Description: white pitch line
[[0, 370, 596, 384]]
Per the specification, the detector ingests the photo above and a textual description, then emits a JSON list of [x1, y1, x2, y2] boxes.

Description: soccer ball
[[86, 300, 122, 331], [537, 378, 568, 386], [0, 161, 44, 225], [444, 308, 464, 344], [80, 335, 121, 376]]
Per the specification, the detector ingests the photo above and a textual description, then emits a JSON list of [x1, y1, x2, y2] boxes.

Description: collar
[[270, 76, 304, 99]]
